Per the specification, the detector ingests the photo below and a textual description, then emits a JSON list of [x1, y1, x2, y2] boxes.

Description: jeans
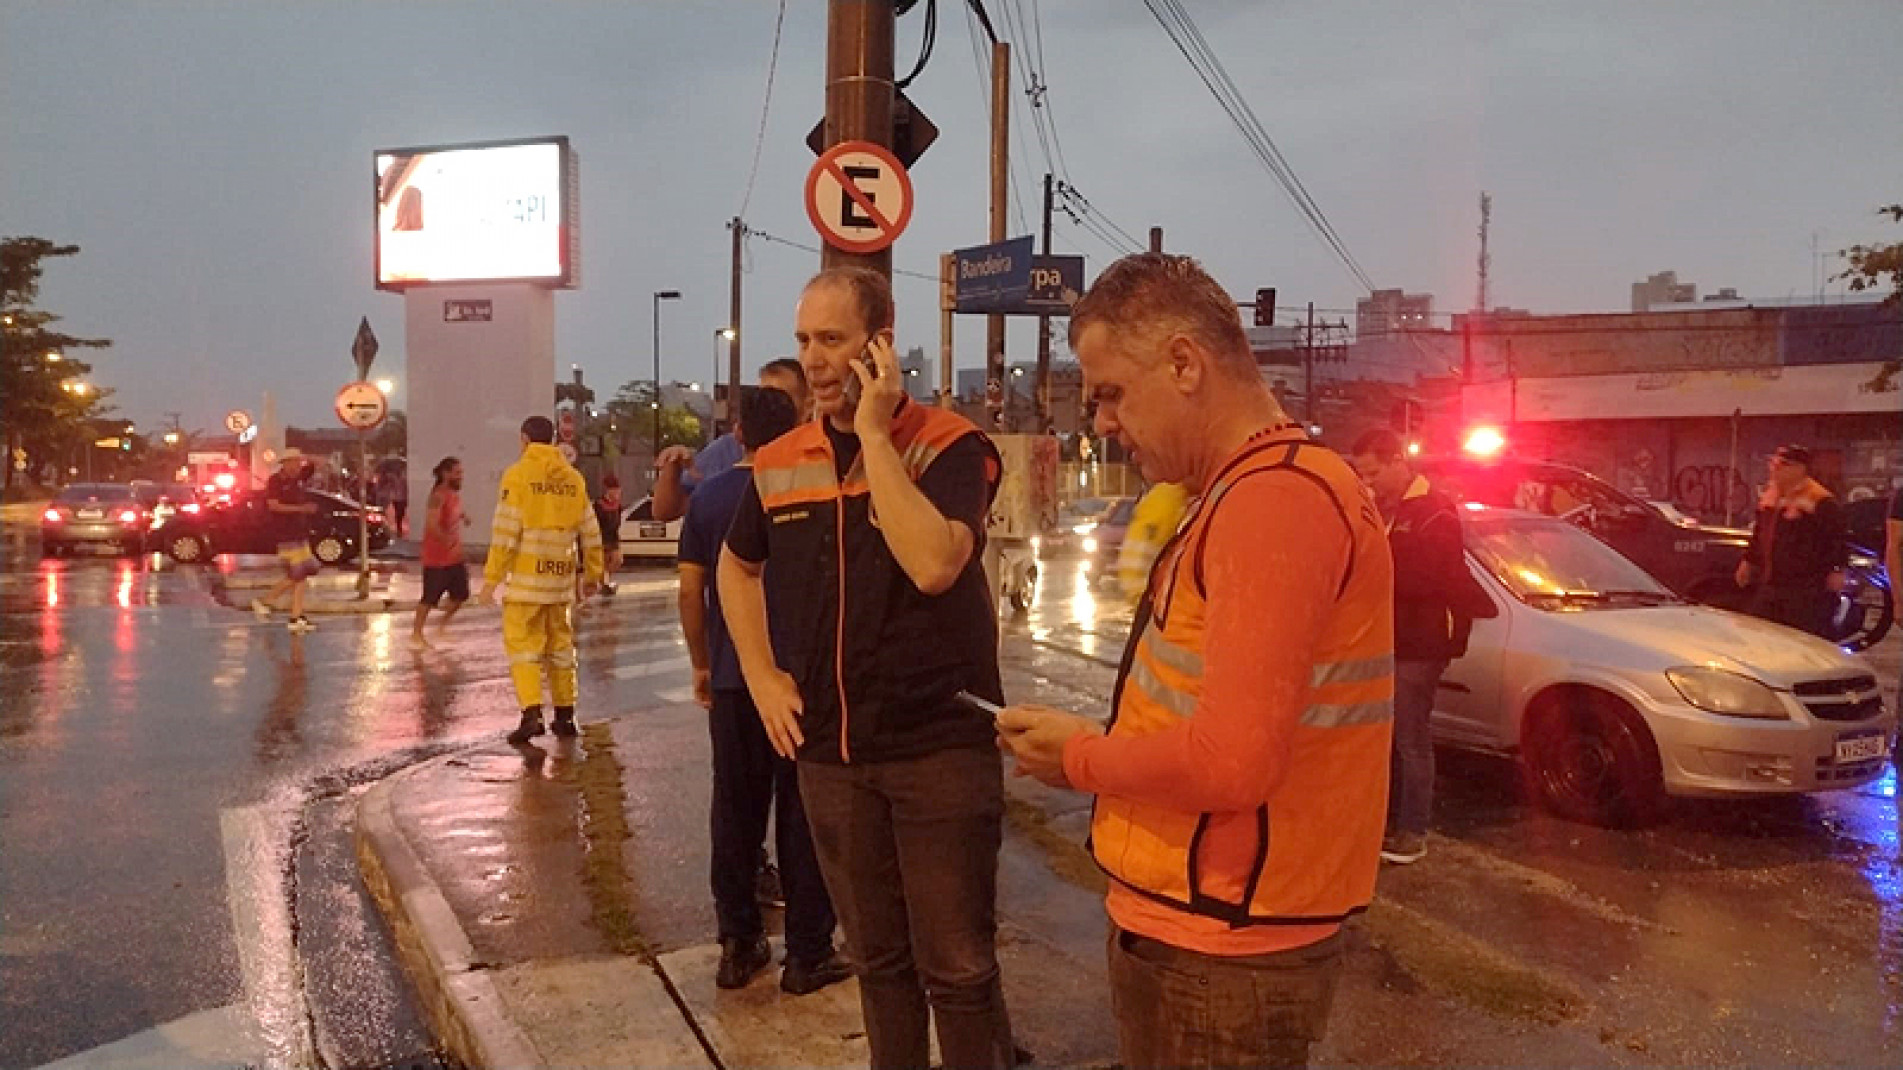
[[709, 689, 835, 964], [798, 746, 1013, 1070], [1389, 658, 1447, 837], [1108, 926, 1345, 1070]]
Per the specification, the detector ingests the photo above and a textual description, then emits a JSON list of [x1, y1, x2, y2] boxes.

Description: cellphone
[[955, 690, 1003, 718], [844, 344, 877, 408]]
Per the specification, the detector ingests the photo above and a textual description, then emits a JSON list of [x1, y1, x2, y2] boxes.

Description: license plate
[[77, 508, 103, 519], [638, 523, 667, 539], [1834, 733, 1888, 763]]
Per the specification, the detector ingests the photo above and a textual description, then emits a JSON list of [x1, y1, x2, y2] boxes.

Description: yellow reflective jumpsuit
[[483, 444, 604, 708], [1116, 482, 1190, 602]]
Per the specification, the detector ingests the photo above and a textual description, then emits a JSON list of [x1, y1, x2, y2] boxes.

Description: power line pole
[[986, 39, 1011, 430], [727, 217, 744, 428], [823, 0, 896, 277], [1034, 173, 1054, 431], [1475, 191, 1492, 312], [1304, 301, 1316, 424], [939, 253, 956, 409], [1149, 227, 1163, 254]]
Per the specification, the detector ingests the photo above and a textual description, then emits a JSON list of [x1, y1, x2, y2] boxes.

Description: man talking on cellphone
[[718, 267, 1017, 1070]]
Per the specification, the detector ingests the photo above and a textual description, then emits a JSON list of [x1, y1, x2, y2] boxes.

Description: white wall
[[404, 284, 555, 549]]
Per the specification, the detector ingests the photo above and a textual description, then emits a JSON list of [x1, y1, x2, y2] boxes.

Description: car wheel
[[311, 533, 351, 566], [1521, 689, 1666, 828], [1820, 581, 1892, 653], [166, 533, 208, 564], [1009, 564, 1038, 614]]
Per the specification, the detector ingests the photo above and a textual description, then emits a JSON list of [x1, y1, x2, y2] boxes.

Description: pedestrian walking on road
[[1737, 444, 1848, 638], [719, 267, 1017, 1070], [1352, 429, 1495, 866], [680, 386, 850, 996], [412, 456, 470, 648], [383, 465, 410, 538], [591, 473, 623, 597], [253, 452, 321, 633], [479, 416, 604, 744], [998, 253, 1395, 1070]]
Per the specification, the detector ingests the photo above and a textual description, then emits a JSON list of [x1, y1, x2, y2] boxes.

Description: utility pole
[[1034, 173, 1054, 430], [727, 216, 744, 426], [986, 39, 1010, 430], [1475, 192, 1492, 313], [822, 0, 896, 277], [1149, 227, 1163, 254], [1304, 301, 1316, 424]]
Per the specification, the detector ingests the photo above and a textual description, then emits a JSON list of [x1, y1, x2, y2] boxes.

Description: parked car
[[617, 496, 683, 562], [1437, 507, 1894, 827], [155, 487, 390, 565], [40, 483, 151, 556], [1045, 495, 1132, 555], [130, 482, 202, 531], [1419, 455, 1893, 650]]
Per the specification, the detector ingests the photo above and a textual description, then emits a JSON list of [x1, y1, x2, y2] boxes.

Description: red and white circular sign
[[334, 381, 389, 432], [804, 140, 914, 254]]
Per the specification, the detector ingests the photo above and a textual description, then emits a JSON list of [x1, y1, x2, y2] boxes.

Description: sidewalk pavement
[[353, 630, 1668, 1069]]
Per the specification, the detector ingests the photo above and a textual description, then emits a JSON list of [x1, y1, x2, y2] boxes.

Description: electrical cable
[[735, 0, 788, 221], [745, 226, 941, 284], [895, 0, 937, 91]]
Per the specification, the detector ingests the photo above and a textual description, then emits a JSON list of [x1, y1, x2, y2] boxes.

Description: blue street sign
[[954, 236, 1035, 313], [1023, 255, 1086, 313]]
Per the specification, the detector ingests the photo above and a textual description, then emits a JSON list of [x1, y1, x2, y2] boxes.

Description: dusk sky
[[5, 0, 1900, 434]]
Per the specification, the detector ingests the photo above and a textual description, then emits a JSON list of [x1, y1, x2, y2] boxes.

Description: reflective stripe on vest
[[1090, 435, 1394, 927]]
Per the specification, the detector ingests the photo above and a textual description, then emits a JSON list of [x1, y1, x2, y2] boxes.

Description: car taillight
[[43, 508, 64, 524], [119, 509, 142, 524], [213, 472, 237, 491], [180, 502, 200, 514]]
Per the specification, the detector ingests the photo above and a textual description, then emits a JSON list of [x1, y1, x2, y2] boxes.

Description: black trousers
[[1749, 584, 1834, 639], [709, 688, 836, 964]]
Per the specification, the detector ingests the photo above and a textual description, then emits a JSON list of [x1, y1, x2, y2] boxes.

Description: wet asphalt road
[[1, 527, 1898, 1068]]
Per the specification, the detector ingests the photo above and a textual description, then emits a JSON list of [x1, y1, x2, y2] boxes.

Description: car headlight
[[1665, 667, 1788, 720], [1081, 536, 1099, 554], [1072, 522, 1097, 536]]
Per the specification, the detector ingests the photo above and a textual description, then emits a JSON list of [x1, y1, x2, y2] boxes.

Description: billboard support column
[[404, 284, 555, 551]]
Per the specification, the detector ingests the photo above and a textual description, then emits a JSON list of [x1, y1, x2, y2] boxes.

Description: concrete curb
[[355, 754, 547, 1070]]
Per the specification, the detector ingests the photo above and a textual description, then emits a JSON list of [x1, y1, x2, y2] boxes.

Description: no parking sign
[[804, 140, 914, 255]]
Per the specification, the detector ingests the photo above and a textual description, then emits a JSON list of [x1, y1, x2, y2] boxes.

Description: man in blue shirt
[[678, 385, 847, 995], [652, 359, 807, 522]]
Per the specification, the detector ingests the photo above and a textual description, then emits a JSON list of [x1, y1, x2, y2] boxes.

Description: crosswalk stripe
[[607, 655, 692, 680]]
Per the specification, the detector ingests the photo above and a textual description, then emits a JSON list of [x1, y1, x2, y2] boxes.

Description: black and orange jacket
[[747, 401, 1004, 764]]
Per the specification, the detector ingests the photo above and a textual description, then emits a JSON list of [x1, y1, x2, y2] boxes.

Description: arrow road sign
[[334, 381, 389, 432], [804, 141, 914, 255]]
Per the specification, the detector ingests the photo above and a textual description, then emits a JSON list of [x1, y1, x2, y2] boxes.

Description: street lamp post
[[712, 327, 736, 443], [652, 290, 682, 454]]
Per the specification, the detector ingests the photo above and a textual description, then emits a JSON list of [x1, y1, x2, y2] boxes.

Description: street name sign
[[805, 141, 914, 255], [953, 237, 1035, 313], [334, 381, 389, 432]]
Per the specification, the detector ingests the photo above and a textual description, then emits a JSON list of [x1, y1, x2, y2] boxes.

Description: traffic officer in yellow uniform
[[479, 415, 605, 744]]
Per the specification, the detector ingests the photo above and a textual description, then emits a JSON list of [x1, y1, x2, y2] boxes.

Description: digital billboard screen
[[374, 136, 573, 289]]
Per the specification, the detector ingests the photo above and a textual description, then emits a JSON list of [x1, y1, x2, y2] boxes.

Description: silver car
[[1436, 508, 1894, 826]]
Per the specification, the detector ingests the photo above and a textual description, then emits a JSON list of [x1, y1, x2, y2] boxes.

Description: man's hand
[[693, 668, 713, 710], [850, 334, 905, 442], [748, 669, 806, 759], [997, 704, 1104, 789], [478, 583, 498, 606], [656, 445, 696, 472], [1735, 560, 1756, 588]]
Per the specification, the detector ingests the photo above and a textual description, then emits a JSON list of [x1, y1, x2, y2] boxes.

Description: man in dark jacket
[[1353, 430, 1493, 865], [1736, 444, 1847, 638]]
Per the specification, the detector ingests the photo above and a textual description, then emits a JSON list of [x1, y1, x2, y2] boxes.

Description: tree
[[2, 237, 112, 490], [605, 380, 703, 452], [369, 408, 407, 458], [1836, 204, 1903, 392]]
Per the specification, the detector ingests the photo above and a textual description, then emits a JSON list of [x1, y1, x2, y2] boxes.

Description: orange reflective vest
[[1091, 436, 1394, 926], [749, 400, 1003, 764]]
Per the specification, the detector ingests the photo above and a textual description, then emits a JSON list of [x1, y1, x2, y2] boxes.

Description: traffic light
[[1253, 287, 1277, 327]]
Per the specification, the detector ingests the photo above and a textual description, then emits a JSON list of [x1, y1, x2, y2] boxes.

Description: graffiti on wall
[[1672, 464, 1752, 519]]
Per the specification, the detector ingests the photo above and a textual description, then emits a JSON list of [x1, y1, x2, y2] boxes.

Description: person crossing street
[[479, 416, 605, 744]]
